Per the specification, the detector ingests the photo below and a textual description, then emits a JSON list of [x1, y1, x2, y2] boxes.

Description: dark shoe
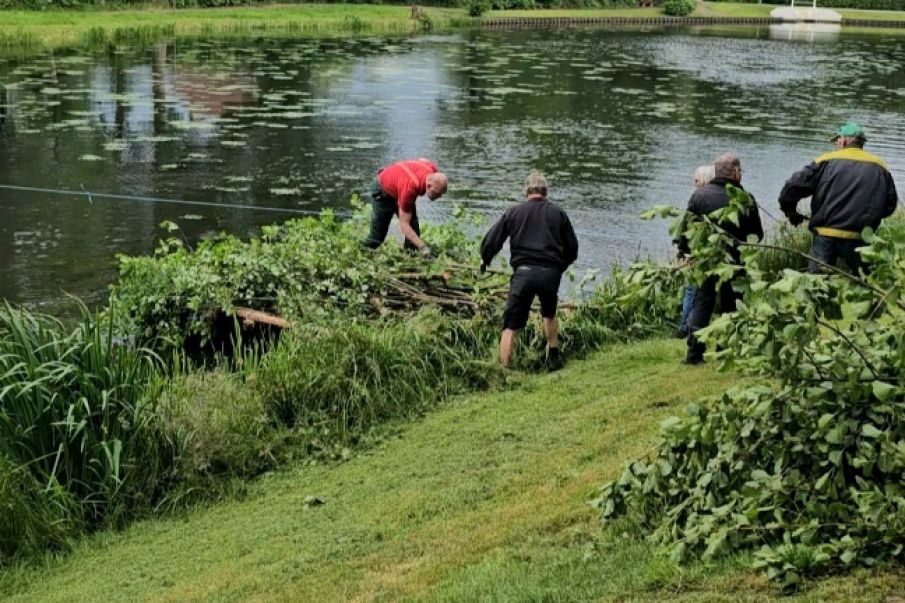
[[545, 347, 564, 372], [681, 356, 704, 366]]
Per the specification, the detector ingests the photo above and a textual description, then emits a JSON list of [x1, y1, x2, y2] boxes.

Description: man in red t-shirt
[[362, 158, 448, 256]]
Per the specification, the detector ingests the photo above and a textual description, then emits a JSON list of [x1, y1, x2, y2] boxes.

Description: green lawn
[[696, 1, 905, 20], [0, 4, 465, 51], [1, 338, 902, 602]]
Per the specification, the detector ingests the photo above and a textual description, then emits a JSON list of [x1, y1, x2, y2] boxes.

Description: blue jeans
[[809, 235, 863, 274], [677, 284, 696, 336]]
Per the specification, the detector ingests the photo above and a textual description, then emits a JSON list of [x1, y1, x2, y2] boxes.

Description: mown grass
[[696, 1, 905, 20], [1, 338, 902, 602], [0, 5, 469, 53]]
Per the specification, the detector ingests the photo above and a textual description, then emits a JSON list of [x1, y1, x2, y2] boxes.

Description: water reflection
[[769, 23, 842, 42], [0, 28, 904, 310]]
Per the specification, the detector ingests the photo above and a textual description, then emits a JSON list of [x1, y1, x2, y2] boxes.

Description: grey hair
[[714, 153, 741, 179], [524, 170, 548, 196], [693, 164, 716, 187], [841, 135, 866, 149]]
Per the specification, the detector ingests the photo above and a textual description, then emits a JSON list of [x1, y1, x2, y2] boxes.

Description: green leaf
[[861, 424, 883, 439], [871, 381, 896, 402]]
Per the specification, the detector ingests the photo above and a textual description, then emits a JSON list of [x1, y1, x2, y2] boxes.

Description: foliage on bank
[[596, 191, 905, 588], [663, 0, 695, 15], [0, 205, 681, 564]]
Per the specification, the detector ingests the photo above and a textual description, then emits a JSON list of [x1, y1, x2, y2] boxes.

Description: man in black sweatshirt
[[679, 153, 763, 365], [480, 171, 579, 371]]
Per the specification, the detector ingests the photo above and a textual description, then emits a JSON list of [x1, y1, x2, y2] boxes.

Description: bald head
[[426, 172, 447, 200]]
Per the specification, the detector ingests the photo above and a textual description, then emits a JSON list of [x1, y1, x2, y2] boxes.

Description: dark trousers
[[686, 275, 740, 362], [361, 180, 419, 251], [809, 235, 863, 274]]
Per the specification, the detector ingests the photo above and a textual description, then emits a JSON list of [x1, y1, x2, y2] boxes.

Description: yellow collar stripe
[[814, 148, 888, 169]]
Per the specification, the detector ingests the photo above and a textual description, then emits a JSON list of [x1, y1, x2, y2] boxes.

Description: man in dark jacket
[[480, 171, 579, 371], [681, 153, 764, 365], [779, 122, 898, 273]]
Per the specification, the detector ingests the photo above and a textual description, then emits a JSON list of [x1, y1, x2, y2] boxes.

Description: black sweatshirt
[[676, 177, 764, 258], [480, 197, 579, 272]]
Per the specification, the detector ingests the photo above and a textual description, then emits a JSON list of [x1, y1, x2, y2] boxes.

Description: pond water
[[1, 26, 904, 310]]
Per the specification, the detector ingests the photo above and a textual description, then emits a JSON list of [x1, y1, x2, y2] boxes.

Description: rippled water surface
[[1, 27, 904, 309]]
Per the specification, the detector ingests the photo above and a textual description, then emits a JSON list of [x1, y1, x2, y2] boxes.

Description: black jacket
[[677, 178, 764, 258], [779, 148, 898, 236], [480, 197, 579, 272]]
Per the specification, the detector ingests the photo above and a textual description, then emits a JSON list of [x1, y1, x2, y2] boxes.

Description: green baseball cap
[[830, 122, 866, 141]]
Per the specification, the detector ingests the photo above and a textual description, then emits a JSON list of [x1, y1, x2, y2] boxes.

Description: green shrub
[[467, 0, 492, 16], [597, 203, 905, 588], [663, 0, 695, 16], [492, 0, 536, 8]]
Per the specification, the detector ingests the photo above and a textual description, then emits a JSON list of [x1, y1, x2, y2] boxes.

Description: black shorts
[[502, 265, 562, 330]]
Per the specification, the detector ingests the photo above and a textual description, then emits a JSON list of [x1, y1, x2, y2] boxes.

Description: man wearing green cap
[[779, 122, 899, 273]]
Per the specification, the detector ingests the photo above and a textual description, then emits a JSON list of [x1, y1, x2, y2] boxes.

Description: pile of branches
[[110, 212, 512, 348], [368, 265, 508, 317]]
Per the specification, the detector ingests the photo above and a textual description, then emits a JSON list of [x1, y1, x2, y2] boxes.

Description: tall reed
[[0, 304, 171, 534]]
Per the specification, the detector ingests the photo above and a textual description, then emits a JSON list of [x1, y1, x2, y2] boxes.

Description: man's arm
[[480, 213, 510, 267], [779, 163, 819, 223], [561, 211, 579, 267], [883, 171, 899, 219], [746, 193, 765, 242], [675, 193, 698, 258], [398, 209, 428, 250]]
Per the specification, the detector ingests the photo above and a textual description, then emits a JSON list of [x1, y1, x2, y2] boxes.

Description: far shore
[[2, 2, 905, 53]]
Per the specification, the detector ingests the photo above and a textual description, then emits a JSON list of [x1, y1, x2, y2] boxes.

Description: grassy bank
[[4, 2, 905, 55], [0, 4, 466, 53], [493, 2, 905, 20], [694, 1, 905, 19], [1, 338, 902, 602]]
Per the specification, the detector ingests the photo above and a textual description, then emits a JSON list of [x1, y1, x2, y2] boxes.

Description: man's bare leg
[[543, 316, 559, 350], [499, 328, 519, 367]]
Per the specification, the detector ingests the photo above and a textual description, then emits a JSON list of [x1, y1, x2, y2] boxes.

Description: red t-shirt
[[377, 159, 438, 213]]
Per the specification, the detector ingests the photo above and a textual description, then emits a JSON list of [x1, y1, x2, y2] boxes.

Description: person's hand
[[788, 212, 806, 227], [419, 245, 432, 259], [479, 263, 487, 274]]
